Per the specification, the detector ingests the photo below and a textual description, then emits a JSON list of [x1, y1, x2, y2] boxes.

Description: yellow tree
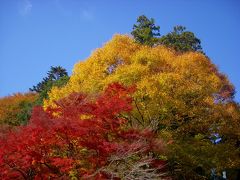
[[45, 34, 239, 178]]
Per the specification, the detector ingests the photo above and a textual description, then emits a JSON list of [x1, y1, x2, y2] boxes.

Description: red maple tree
[[0, 83, 166, 179]]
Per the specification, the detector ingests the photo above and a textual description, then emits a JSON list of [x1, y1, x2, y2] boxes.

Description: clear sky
[[1, 0, 240, 101]]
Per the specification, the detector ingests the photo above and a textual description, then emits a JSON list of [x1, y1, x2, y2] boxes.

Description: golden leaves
[[44, 34, 234, 128]]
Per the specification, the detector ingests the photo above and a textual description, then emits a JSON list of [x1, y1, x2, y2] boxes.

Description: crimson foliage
[[0, 83, 165, 179]]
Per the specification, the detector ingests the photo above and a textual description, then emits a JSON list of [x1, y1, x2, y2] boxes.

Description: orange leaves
[[0, 92, 37, 126]]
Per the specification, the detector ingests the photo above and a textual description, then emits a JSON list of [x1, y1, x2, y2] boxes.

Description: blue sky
[[1, 0, 240, 101]]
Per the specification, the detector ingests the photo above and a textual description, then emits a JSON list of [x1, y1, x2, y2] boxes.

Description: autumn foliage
[[1, 34, 240, 179], [43, 35, 239, 178], [0, 83, 166, 179], [0, 93, 38, 126]]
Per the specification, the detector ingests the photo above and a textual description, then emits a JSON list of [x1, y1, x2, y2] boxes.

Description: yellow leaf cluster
[[45, 34, 232, 127]]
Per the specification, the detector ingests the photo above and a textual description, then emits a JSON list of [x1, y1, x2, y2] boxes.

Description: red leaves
[[92, 83, 135, 120], [50, 157, 74, 172], [0, 83, 165, 179]]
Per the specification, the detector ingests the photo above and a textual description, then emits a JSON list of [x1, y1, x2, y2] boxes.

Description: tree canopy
[[30, 66, 69, 105], [0, 66, 69, 127], [0, 83, 166, 179], [30, 66, 68, 93], [0, 15, 239, 179], [159, 25, 203, 53], [131, 15, 160, 46], [44, 34, 239, 178], [0, 93, 38, 126], [131, 15, 203, 53]]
